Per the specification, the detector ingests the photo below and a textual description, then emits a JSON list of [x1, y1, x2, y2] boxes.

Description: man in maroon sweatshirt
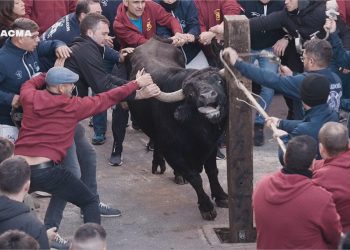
[[253, 135, 342, 249], [313, 122, 350, 233], [15, 66, 160, 226]]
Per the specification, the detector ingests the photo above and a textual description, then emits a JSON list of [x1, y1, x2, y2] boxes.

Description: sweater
[[15, 73, 138, 162]]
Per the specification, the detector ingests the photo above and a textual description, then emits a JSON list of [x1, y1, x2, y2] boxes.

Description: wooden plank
[[224, 15, 256, 243]]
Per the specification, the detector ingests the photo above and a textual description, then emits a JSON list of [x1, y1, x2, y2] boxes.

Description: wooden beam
[[224, 15, 256, 243]]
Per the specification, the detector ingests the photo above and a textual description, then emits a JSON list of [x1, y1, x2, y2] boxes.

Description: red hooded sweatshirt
[[253, 171, 342, 249], [24, 0, 77, 34], [194, 0, 241, 32], [15, 73, 138, 163], [113, 0, 182, 48], [313, 149, 350, 232]]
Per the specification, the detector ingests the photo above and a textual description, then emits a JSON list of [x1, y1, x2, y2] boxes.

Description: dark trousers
[[29, 164, 100, 225], [111, 104, 129, 155]]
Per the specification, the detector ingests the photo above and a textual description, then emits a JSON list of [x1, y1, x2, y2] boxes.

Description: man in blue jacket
[[156, 0, 201, 66], [222, 38, 342, 120], [0, 18, 70, 143]]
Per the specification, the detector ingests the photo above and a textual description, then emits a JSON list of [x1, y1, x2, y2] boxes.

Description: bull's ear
[[174, 104, 193, 122]]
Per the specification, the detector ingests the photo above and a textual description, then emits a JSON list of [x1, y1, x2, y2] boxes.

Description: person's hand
[[222, 47, 239, 66], [273, 128, 288, 138], [104, 35, 115, 48], [324, 18, 336, 34], [199, 31, 215, 45], [55, 45, 72, 58], [135, 84, 161, 99], [273, 38, 289, 57], [46, 227, 57, 241], [265, 116, 280, 128], [209, 23, 224, 42], [11, 94, 21, 108], [135, 72, 154, 88], [279, 65, 293, 76], [119, 47, 134, 63], [184, 33, 195, 43], [54, 58, 66, 67], [171, 33, 187, 47]]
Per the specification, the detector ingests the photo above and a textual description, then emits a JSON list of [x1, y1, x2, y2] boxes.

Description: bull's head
[[174, 68, 227, 124]]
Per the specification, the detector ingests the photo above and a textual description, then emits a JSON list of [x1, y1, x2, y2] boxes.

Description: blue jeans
[[29, 163, 100, 225], [111, 104, 129, 155], [92, 59, 115, 136], [251, 48, 278, 125], [44, 123, 99, 229]]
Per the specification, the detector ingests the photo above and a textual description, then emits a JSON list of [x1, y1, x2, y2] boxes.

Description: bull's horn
[[155, 89, 185, 103], [219, 68, 225, 77]]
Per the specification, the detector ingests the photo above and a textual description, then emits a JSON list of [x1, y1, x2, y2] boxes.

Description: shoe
[[109, 154, 123, 166], [50, 233, 70, 250], [99, 202, 122, 217], [216, 148, 226, 160], [254, 123, 264, 146], [146, 139, 154, 151], [81, 202, 122, 218], [88, 117, 93, 127], [91, 134, 106, 145]]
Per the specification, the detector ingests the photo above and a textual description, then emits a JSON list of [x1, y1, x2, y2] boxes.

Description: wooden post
[[224, 15, 256, 243]]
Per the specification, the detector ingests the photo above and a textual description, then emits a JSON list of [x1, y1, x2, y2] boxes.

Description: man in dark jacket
[[265, 74, 339, 161], [0, 157, 50, 249], [222, 38, 342, 120]]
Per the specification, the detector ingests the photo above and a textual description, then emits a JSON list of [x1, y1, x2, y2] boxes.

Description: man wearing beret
[[14, 66, 160, 228]]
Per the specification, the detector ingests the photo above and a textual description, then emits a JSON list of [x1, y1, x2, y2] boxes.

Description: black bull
[[126, 38, 229, 220]]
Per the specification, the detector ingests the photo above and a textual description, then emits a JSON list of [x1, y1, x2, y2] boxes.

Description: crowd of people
[[0, 0, 350, 249]]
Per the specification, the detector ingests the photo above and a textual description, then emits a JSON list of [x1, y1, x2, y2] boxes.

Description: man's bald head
[[319, 122, 349, 158]]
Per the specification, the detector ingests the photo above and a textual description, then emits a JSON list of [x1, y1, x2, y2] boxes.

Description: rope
[[219, 50, 286, 154]]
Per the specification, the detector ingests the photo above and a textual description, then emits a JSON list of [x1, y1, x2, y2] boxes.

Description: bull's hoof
[[174, 175, 188, 185], [215, 198, 229, 208], [200, 209, 217, 220], [152, 164, 166, 175]]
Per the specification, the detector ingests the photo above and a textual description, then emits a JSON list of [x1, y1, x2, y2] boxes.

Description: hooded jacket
[[0, 38, 65, 126], [0, 196, 49, 249], [113, 0, 183, 48], [14, 73, 138, 162], [24, 0, 76, 34], [313, 150, 350, 232], [194, 0, 241, 32], [253, 171, 342, 249]]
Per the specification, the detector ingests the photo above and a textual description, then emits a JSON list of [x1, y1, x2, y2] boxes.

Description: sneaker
[[146, 139, 154, 151], [50, 233, 70, 250], [216, 148, 226, 160], [109, 154, 123, 166], [99, 202, 122, 217], [91, 134, 106, 145], [254, 123, 264, 146]]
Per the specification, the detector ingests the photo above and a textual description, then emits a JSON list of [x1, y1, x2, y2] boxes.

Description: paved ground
[[35, 95, 288, 250]]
